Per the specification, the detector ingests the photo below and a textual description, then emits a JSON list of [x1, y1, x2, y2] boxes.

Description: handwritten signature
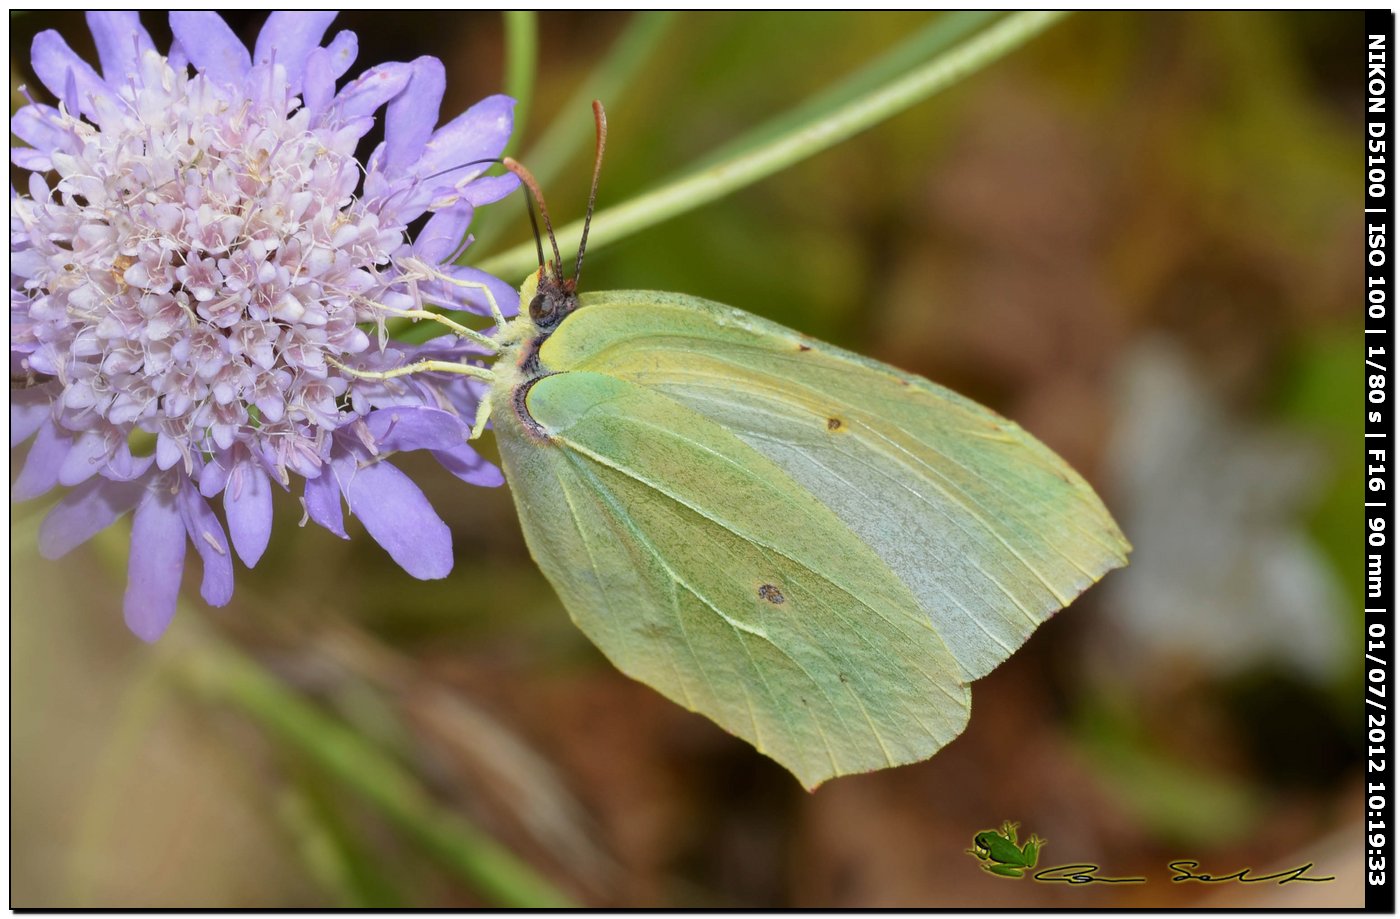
[[1028, 861, 1334, 886], [1167, 860, 1336, 885], [1032, 864, 1146, 885]]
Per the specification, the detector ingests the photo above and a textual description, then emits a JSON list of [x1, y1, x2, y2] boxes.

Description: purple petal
[[331, 62, 411, 122], [342, 459, 452, 579], [123, 487, 187, 642], [25, 165, 49, 203], [418, 94, 515, 178], [437, 265, 520, 318], [323, 30, 358, 79], [102, 445, 155, 482], [11, 148, 52, 171], [415, 206, 473, 265], [199, 452, 231, 498], [461, 173, 521, 207], [155, 432, 185, 471], [330, 115, 376, 147], [85, 12, 155, 81], [178, 480, 233, 606], [11, 386, 55, 446], [13, 421, 71, 501], [62, 69, 80, 121], [302, 47, 336, 116], [30, 30, 119, 120], [433, 443, 505, 487], [11, 104, 70, 155], [384, 56, 445, 178], [304, 33, 363, 121], [415, 332, 496, 360], [58, 429, 112, 486], [304, 469, 347, 538], [39, 476, 146, 559], [253, 11, 336, 94], [169, 12, 251, 85], [168, 37, 188, 72], [364, 406, 469, 453], [224, 461, 273, 567]]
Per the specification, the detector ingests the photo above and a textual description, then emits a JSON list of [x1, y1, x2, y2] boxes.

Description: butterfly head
[[525, 264, 577, 333], [504, 101, 607, 335]]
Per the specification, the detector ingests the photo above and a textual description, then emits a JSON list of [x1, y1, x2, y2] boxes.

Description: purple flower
[[11, 12, 519, 640]]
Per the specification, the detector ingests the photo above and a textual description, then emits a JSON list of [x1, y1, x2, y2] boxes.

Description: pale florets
[[13, 49, 426, 484], [11, 12, 520, 640]]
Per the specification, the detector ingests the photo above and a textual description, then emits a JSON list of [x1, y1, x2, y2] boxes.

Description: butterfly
[[477, 103, 1129, 788]]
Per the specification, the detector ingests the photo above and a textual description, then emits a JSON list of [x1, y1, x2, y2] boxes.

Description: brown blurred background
[[11, 11, 1363, 907]]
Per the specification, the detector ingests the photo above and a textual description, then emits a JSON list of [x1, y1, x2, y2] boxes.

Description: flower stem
[[683, 10, 1001, 175], [475, 10, 1069, 284], [502, 11, 538, 158]]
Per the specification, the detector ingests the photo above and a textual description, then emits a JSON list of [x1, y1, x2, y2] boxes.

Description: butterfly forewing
[[539, 291, 1131, 681]]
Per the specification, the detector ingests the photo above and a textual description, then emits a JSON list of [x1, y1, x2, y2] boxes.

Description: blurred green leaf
[[1076, 702, 1262, 847]]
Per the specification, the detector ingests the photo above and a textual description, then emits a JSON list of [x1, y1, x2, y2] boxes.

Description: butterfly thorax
[[491, 265, 581, 442]]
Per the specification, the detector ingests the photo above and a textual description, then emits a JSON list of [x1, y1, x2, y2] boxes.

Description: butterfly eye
[[529, 293, 554, 324]]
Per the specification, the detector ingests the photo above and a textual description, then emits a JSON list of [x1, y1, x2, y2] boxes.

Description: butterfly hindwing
[[494, 369, 970, 788]]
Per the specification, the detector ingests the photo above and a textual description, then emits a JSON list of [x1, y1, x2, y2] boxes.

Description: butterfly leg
[[470, 393, 492, 440], [368, 302, 500, 351], [438, 274, 510, 330], [327, 357, 495, 383]]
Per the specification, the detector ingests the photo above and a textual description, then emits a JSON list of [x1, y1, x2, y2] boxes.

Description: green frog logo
[[967, 821, 1045, 878]]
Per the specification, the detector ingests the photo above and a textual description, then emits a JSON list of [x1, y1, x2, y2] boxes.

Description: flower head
[[11, 12, 519, 639]]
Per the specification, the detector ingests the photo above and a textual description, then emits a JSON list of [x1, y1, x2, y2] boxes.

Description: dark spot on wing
[[826, 417, 844, 432], [796, 342, 812, 352], [757, 583, 785, 605]]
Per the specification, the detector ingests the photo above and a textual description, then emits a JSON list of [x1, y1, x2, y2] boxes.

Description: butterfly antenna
[[521, 187, 546, 273], [572, 100, 608, 289], [503, 157, 565, 285], [420, 157, 503, 186]]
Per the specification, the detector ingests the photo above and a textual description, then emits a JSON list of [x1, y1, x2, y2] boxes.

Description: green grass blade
[[518, 10, 679, 192], [476, 10, 1068, 284], [281, 770, 409, 908], [468, 11, 679, 256], [501, 10, 538, 158], [81, 529, 572, 907], [683, 10, 1000, 176], [173, 632, 575, 908]]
